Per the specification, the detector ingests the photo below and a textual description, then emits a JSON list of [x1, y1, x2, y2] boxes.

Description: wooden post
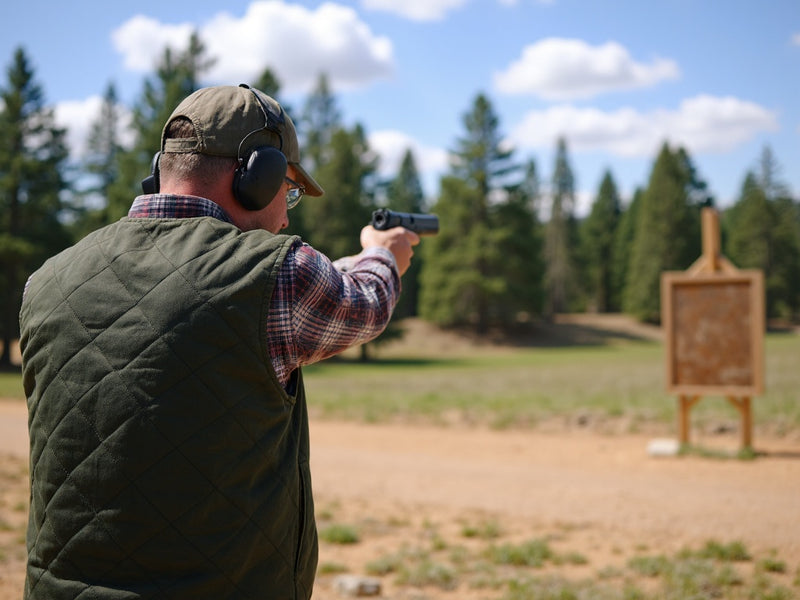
[[678, 395, 701, 445], [701, 208, 720, 273], [727, 396, 753, 449]]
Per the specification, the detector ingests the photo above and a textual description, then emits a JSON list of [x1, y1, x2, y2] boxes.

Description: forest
[[1, 37, 799, 368]]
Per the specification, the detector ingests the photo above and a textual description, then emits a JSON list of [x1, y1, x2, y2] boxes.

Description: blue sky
[[3, 0, 798, 214]]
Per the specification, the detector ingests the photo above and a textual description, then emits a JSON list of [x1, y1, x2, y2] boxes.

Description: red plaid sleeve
[[267, 242, 400, 386]]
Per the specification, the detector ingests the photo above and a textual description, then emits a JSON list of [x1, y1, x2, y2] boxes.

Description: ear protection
[[141, 151, 161, 195], [232, 84, 288, 211], [141, 84, 288, 212]]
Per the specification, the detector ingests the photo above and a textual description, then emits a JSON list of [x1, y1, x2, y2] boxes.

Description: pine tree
[[300, 73, 341, 173], [288, 73, 343, 241], [385, 149, 425, 318], [301, 125, 376, 259], [419, 93, 538, 333], [580, 170, 621, 312], [253, 68, 282, 99], [612, 187, 643, 314], [419, 175, 484, 328], [493, 158, 544, 323], [0, 47, 72, 368], [106, 31, 214, 220], [72, 82, 125, 236], [544, 137, 580, 315], [624, 143, 703, 322], [253, 67, 295, 123], [724, 147, 800, 319]]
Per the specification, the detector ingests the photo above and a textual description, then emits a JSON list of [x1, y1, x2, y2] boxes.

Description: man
[[19, 84, 418, 599]]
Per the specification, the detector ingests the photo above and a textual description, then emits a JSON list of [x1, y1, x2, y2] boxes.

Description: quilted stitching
[[21, 218, 314, 599]]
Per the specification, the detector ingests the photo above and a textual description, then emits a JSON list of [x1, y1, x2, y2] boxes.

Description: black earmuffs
[[142, 84, 288, 212]]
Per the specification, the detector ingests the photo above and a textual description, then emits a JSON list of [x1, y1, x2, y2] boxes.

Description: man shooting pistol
[[372, 209, 439, 236]]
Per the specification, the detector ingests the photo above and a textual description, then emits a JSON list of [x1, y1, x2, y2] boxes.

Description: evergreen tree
[[624, 143, 703, 322], [419, 93, 538, 333], [289, 73, 343, 241], [301, 124, 376, 259], [253, 67, 295, 123], [493, 158, 544, 322], [767, 197, 800, 319], [0, 47, 72, 368], [106, 31, 214, 221], [385, 149, 425, 318], [419, 175, 485, 328], [612, 187, 643, 314], [253, 68, 282, 99], [73, 82, 125, 236], [544, 137, 580, 315], [580, 170, 621, 312], [724, 147, 800, 319], [450, 94, 516, 199], [300, 73, 341, 173]]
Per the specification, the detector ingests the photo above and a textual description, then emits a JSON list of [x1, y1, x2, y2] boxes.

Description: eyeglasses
[[284, 176, 305, 210]]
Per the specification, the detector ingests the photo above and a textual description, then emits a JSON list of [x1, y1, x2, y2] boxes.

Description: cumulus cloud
[[112, 1, 394, 93], [54, 96, 134, 159], [507, 95, 778, 157], [361, 0, 552, 18], [111, 16, 195, 73], [361, 0, 467, 21], [494, 38, 680, 100], [369, 129, 449, 183]]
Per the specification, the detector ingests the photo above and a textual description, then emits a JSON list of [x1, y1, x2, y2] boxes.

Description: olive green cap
[[161, 84, 323, 197]]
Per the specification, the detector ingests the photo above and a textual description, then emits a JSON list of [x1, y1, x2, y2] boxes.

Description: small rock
[[333, 574, 382, 597], [647, 438, 680, 457]]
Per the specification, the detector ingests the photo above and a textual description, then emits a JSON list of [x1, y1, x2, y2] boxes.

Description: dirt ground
[[1, 401, 799, 599], [1, 317, 798, 598]]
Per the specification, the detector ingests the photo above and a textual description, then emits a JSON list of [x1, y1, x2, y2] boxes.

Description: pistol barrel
[[372, 209, 439, 235]]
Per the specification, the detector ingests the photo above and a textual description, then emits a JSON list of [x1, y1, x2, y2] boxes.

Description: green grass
[[0, 373, 24, 401], [302, 333, 800, 434], [318, 523, 360, 545], [4, 331, 799, 436], [355, 534, 797, 600]]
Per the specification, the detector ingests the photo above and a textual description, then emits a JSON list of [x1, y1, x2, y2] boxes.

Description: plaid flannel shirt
[[128, 195, 400, 386]]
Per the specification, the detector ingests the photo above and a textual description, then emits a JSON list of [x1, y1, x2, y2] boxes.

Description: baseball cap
[[160, 84, 324, 197]]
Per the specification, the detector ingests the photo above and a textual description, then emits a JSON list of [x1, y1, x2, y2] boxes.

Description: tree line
[[1, 40, 799, 367]]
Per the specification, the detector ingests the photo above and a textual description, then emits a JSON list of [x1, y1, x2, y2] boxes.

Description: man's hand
[[361, 225, 420, 276]]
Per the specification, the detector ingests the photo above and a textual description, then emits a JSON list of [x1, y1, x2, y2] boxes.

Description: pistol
[[371, 209, 439, 236]]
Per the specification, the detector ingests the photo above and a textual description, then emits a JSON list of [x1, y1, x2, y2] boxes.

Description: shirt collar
[[128, 194, 233, 224]]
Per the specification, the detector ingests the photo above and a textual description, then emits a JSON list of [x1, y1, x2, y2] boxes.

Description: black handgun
[[371, 209, 439, 236]]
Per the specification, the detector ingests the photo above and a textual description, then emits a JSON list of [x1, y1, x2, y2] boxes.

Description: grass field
[[2, 329, 798, 438], [302, 331, 800, 437]]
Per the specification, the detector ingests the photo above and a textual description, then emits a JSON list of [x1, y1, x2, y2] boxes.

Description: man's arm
[[267, 226, 419, 386], [266, 241, 398, 385]]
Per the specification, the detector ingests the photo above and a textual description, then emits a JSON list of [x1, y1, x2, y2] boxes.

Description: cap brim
[[292, 163, 324, 197]]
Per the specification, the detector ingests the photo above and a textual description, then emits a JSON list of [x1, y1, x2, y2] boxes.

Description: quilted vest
[[19, 216, 318, 600]]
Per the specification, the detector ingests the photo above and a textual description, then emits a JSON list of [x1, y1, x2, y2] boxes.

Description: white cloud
[[507, 95, 778, 157], [360, 0, 468, 21], [361, 0, 552, 18], [54, 96, 134, 159], [54, 97, 102, 158], [112, 1, 394, 93], [494, 38, 680, 100], [369, 129, 448, 177], [111, 15, 195, 72], [792, 32, 800, 45]]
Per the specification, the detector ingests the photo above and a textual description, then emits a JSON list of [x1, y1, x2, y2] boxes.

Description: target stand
[[660, 208, 765, 450]]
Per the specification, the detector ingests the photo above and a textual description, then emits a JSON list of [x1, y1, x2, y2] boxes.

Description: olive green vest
[[19, 217, 317, 599]]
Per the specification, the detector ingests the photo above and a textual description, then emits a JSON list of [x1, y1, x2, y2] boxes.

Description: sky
[[2, 0, 799, 215]]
